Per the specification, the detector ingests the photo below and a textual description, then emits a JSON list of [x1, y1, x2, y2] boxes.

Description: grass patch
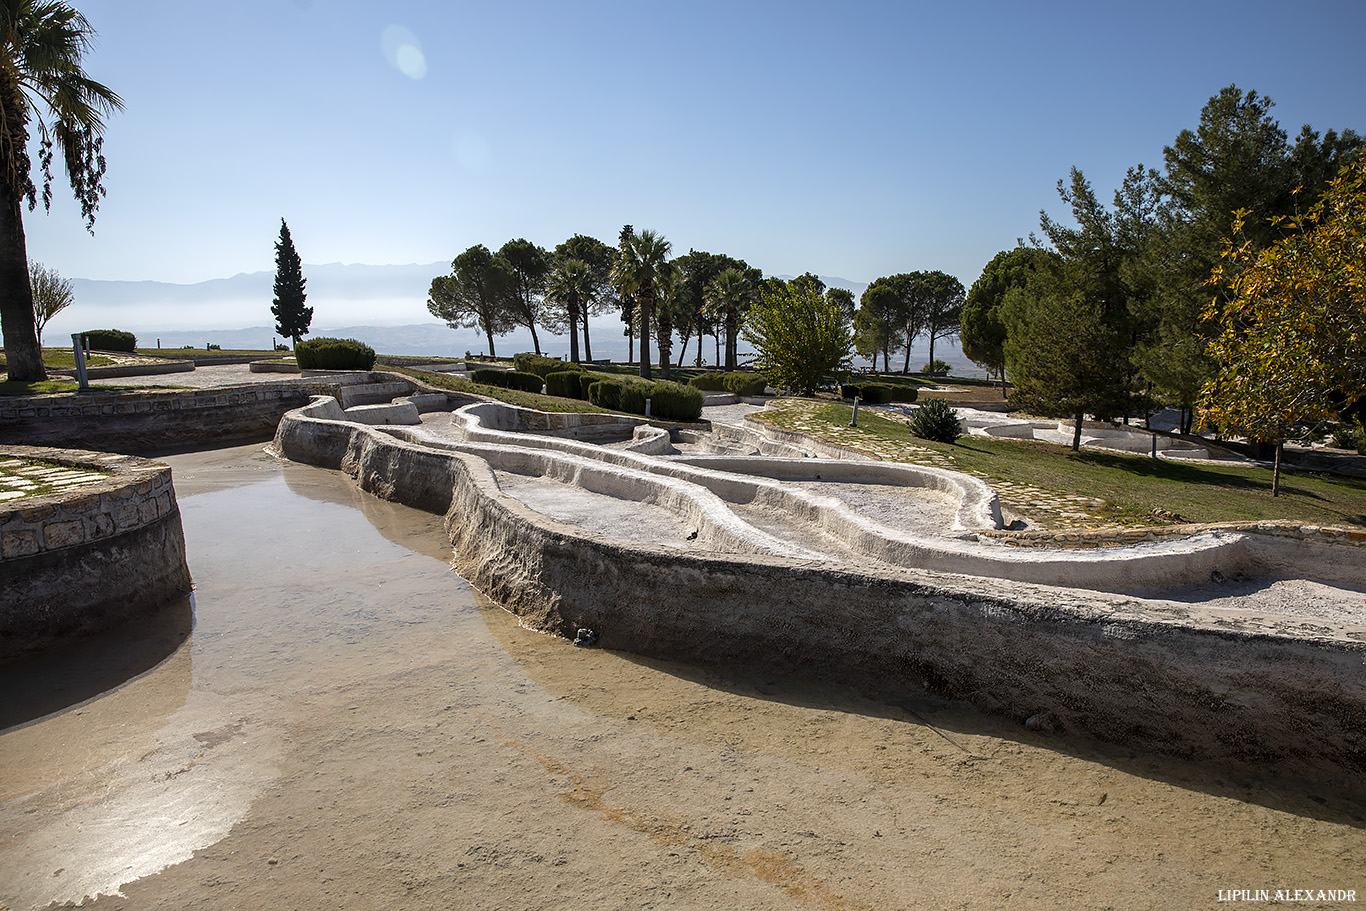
[[0, 379, 83, 396], [0, 456, 112, 499], [0, 349, 115, 371], [756, 402, 1366, 528]]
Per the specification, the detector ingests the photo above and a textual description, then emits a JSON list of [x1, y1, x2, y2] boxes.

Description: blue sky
[[23, 0, 1366, 293]]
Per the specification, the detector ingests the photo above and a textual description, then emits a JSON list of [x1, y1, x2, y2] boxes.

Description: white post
[[71, 334, 89, 391]]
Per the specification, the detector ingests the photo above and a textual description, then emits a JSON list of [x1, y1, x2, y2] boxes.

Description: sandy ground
[[1, 444, 1364, 911]]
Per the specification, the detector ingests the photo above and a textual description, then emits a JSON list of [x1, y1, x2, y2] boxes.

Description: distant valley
[[44, 262, 967, 369]]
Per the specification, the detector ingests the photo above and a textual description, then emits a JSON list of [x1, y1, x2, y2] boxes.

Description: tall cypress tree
[[271, 219, 312, 347]]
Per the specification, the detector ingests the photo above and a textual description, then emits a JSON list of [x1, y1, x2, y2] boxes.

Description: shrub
[[587, 377, 625, 410], [689, 372, 728, 392], [1329, 427, 1365, 452], [887, 384, 919, 403], [545, 370, 583, 399], [840, 383, 861, 399], [648, 380, 704, 421], [722, 372, 768, 396], [587, 376, 703, 421], [294, 337, 376, 370], [858, 383, 893, 405], [909, 398, 962, 443], [514, 352, 579, 378], [921, 360, 950, 376], [206, 343, 221, 350], [471, 368, 544, 393], [80, 329, 137, 352]]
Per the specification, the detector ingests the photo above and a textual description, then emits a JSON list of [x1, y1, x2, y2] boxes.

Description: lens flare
[[381, 25, 427, 80]]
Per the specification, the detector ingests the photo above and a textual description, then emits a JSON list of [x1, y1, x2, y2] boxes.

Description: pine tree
[[271, 219, 311, 347]]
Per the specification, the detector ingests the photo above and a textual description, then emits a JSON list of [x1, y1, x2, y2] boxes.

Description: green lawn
[[0, 379, 83, 396], [0, 349, 114, 371], [757, 402, 1366, 528]]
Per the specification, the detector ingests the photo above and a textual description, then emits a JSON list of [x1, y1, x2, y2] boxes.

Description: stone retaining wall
[[0, 371, 429, 453], [0, 445, 192, 659], [274, 401, 1366, 791]]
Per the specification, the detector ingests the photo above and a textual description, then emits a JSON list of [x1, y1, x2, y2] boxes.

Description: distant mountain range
[[44, 262, 970, 369]]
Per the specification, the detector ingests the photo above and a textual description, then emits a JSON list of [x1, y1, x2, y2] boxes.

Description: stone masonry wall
[[0, 372, 401, 453], [0, 445, 193, 659]]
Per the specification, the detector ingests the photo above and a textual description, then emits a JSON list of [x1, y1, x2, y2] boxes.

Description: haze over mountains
[[42, 262, 965, 369]]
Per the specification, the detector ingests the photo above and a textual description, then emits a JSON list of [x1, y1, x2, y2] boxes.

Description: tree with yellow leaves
[[1198, 157, 1366, 495]]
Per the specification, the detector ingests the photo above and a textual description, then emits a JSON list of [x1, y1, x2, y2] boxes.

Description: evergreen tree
[[271, 219, 312, 347]]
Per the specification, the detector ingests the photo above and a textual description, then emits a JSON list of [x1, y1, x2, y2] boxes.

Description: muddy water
[[1, 443, 1363, 910]]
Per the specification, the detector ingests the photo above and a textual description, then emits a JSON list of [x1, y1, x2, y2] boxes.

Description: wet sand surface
[[1, 443, 1363, 910]]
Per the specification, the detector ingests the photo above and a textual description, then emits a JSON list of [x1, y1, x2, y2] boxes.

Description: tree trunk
[[0, 178, 44, 382], [627, 322, 633, 365], [639, 294, 653, 380], [485, 328, 496, 358], [903, 337, 912, 375], [714, 330, 720, 367], [568, 306, 580, 364], [725, 309, 737, 370], [999, 366, 1007, 399], [927, 333, 936, 372], [1072, 412, 1084, 452], [528, 321, 541, 356], [677, 333, 689, 368], [657, 305, 672, 381], [1272, 442, 1283, 497], [581, 309, 592, 362]]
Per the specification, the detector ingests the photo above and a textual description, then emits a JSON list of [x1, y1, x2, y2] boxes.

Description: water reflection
[[0, 446, 472, 910], [0, 597, 193, 731]]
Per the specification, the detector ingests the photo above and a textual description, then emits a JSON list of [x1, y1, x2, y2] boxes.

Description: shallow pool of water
[[1, 443, 1362, 910]]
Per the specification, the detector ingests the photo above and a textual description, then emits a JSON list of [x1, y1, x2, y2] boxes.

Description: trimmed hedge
[[514, 352, 581, 378], [471, 368, 545, 393], [80, 329, 137, 352], [688, 371, 728, 391], [545, 370, 585, 399], [295, 337, 376, 370], [841, 381, 918, 404], [588, 376, 703, 422], [689, 371, 768, 396], [888, 384, 919, 403]]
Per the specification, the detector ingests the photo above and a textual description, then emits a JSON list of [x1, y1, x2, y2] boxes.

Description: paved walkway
[[88, 364, 304, 389]]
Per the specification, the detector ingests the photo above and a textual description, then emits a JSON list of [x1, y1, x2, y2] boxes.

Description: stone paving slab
[[86, 364, 306, 389], [0, 459, 110, 501]]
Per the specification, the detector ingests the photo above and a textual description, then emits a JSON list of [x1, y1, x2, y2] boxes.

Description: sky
[[22, 0, 1366, 300]]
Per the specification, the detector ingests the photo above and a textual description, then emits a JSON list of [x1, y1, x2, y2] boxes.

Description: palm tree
[[611, 227, 671, 380], [1, 1, 122, 381], [544, 257, 593, 364], [704, 267, 754, 370], [652, 259, 680, 380]]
